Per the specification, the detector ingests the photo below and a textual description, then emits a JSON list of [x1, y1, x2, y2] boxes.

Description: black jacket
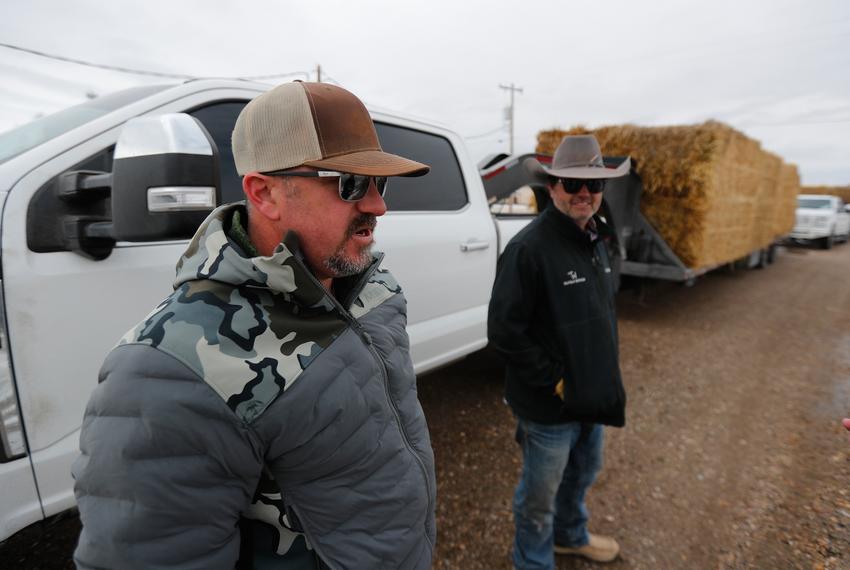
[[487, 205, 626, 426]]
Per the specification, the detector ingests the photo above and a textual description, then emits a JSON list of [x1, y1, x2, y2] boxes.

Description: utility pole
[[316, 64, 322, 82], [499, 83, 523, 154]]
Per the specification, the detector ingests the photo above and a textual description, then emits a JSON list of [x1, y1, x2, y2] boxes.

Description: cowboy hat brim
[[524, 156, 631, 180]]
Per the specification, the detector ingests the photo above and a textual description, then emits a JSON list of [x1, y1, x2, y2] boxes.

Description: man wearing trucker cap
[[488, 135, 630, 568], [73, 82, 436, 569]]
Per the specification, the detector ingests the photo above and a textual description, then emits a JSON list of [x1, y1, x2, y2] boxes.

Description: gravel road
[[2, 243, 848, 569], [420, 243, 850, 569]]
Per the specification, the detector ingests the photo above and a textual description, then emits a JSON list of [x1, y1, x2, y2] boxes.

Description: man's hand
[[554, 379, 565, 401]]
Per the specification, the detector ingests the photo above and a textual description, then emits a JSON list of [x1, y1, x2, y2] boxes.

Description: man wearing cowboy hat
[[488, 134, 630, 568]]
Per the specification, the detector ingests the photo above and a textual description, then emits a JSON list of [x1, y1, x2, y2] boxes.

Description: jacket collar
[[540, 203, 615, 246], [174, 202, 381, 312]]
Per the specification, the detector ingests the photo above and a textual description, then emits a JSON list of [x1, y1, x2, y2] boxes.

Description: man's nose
[[356, 180, 388, 216]]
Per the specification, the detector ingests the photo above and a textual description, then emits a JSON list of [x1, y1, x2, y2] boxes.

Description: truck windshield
[[0, 85, 170, 166], [797, 198, 832, 209]]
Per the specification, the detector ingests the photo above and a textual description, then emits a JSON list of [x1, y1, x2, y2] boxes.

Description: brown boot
[[554, 533, 620, 562]]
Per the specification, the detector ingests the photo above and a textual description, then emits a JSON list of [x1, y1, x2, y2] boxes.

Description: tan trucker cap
[[232, 81, 429, 177]]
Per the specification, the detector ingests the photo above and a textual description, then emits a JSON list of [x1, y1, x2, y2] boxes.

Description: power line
[[320, 74, 343, 86], [235, 70, 310, 81], [0, 42, 309, 81], [0, 42, 193, 78]]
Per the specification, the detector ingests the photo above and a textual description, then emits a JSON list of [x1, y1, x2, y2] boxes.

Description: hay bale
[[801, 185, 850, 203], [776, 165, 800, 232], [537, 121, 799, 268]]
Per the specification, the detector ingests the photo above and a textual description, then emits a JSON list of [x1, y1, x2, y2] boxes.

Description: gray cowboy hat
[[524, 134, 630, 180]]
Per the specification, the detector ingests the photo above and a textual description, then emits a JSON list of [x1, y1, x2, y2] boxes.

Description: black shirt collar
[[540, 204, 613, 245]]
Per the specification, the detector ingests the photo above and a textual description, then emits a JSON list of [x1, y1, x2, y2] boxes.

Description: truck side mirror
[[26, 113, 222, 260], [110, 113, 221, 241]]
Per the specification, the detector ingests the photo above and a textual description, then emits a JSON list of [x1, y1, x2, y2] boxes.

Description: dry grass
[[538, 122, 799, 268]]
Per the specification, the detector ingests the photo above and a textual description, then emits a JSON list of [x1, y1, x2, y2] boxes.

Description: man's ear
[[243, 173, 281, 221]]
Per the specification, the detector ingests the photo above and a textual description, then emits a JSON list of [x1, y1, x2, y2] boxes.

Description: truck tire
[[820, 235, 834, 250]]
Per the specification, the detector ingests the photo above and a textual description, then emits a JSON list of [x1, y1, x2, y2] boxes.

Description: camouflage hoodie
[[73, 203, 437, 569]]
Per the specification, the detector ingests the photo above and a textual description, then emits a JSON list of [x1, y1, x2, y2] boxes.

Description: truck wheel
[[820, 235, 834, 250]]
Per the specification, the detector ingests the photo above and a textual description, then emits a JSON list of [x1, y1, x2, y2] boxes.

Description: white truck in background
[[790, 194, 850, 249], [0, 79, 533, 542]]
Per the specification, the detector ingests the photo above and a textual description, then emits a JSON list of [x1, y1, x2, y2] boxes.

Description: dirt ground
[[419, 243, 850, 569], [2, 243, 849, 569]]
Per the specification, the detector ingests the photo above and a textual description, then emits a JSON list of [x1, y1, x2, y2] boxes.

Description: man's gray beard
[[324, 244, 374, 277], [323, 214, 377, 277]]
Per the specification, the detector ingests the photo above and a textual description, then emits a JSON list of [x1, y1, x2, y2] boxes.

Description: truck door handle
[[460, 240, 490, 252]]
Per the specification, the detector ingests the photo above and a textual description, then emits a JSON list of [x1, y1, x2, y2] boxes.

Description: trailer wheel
[[755, 248, 768, 269], [766, 244, 777, 265]]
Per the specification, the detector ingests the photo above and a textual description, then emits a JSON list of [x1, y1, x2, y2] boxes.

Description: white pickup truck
[[0, 79, 533, 541], [791, 194, 850, 249]]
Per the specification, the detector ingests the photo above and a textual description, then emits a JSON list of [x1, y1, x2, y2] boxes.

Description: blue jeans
[[512, 418, 604, 570]]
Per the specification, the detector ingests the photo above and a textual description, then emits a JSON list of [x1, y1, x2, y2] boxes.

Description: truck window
[[489, 186, 539, 216], [374, 123, 467, 211], [0, 85, 169, 166], [189, 101, 248, 205], [797, 197, 832, 209]]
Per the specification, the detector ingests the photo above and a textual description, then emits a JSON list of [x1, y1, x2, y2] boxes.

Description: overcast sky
[[1, 0, 849, 185]]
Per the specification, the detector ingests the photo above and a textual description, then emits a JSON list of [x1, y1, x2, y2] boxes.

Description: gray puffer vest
[[72, 203, 436, 569]]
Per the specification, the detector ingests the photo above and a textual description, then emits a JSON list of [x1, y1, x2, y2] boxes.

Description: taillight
[[0, 280, 26, 461]]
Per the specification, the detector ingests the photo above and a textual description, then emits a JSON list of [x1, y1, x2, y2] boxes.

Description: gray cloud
[[1, 0, 848, 184]]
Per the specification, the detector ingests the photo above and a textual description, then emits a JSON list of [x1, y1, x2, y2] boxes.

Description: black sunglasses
[[559, 178, 606, 194], [262, 169, 388, 202]]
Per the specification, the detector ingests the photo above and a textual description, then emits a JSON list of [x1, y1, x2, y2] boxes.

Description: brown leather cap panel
[[305, 150, 429, 177], [302, 83, 381, 158]]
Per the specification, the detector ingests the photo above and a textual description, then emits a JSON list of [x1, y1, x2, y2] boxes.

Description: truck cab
[[0, 79, 500, 541], [792, 194, 850, 249]]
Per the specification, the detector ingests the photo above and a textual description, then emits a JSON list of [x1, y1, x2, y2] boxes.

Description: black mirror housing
[[110, 114, 221, 242]]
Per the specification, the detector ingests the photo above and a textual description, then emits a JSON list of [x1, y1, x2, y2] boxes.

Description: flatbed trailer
[[480, 152, 779, 287]]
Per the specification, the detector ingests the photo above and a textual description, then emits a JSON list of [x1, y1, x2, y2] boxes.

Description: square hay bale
[[537, 121, 800, 268], [776, 165, 801, 232], [801, 185, 850, 203]]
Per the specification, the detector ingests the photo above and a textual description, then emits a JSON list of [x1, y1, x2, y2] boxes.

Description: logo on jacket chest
[[563, 270, 587, 286]]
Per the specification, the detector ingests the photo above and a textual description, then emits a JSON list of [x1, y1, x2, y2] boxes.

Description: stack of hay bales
[[537, 121, 799, 269], [801, 185, 850, 203]]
